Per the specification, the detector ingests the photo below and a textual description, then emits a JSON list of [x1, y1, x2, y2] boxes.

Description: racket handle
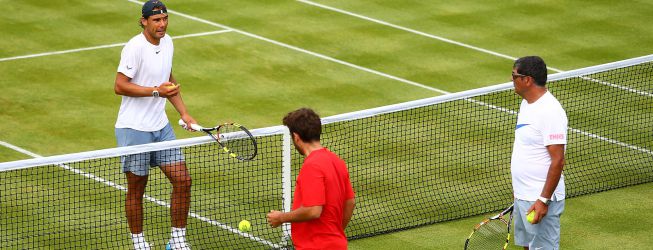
[[178, 119, 203, 131]]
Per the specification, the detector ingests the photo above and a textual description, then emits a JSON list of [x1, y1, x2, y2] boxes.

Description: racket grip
[[178, 119, 203, 131]]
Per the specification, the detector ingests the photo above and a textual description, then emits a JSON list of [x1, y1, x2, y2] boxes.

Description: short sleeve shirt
[[511, 91, 568, 201], [291, 148, 355, 250], [115, 33, 174, 131]]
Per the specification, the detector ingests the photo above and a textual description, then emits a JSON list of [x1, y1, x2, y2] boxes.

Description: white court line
[[0, 141, 41, 158], [579, 75, 653, 98], [297, 0, 520, 64], [125, 0, 449, 95], [0, 140, 283, 248], [1, 2, 651, 245], [128, 1, 652, 157], [0, 30, 232, 62], [118, 0, 651, 157], [297, 0, 653, 97]]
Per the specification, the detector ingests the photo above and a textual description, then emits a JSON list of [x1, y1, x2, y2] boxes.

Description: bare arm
[[528, 144, 565, 223], [165, 74, 195, 125], [541, 144, 565, 199], [115, 72, 195, 126], [114, 72, 179, 97], [267, 206, 323, 228], [342, 198, 355, 229]]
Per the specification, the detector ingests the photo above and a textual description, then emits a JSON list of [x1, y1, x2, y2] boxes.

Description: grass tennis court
[[2, 0, 652, 249]]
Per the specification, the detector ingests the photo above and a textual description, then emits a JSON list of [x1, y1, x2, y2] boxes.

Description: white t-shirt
[[511, 91, 568, 201], [115, 33, 174, 131]]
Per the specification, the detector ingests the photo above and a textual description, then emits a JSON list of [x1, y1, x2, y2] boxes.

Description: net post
[[281, 125, 292, 247]]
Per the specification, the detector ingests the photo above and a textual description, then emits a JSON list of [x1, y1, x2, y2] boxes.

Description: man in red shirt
[[267, 108, 356, 249]]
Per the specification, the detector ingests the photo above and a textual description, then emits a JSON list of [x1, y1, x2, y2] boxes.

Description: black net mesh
[[1, 135, 289, 249], [1, 61, 652, 248]]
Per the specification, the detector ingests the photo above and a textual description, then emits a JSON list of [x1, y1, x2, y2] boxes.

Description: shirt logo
[[516, 124, 530, 130], [549, 134, 565, 140], [126, 65, 133, 70], [156, 51, 160, 54]]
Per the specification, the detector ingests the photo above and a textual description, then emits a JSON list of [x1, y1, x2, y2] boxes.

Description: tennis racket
[[464, 204, 514, 250], [178, 119, 258, 161]]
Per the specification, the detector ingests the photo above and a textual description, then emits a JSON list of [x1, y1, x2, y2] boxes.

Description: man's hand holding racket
[[178, 119, 258, 161], [179, 114, 197, 132]]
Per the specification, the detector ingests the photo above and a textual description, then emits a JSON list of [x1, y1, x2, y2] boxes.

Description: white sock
[[132, 232, 146, 244], [171, 227, 186, 243], [132, 232, 150, 249]]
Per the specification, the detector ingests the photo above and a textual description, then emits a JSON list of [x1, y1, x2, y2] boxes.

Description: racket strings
[[217, 124, 257, 160], [466, 219, 508, 250]]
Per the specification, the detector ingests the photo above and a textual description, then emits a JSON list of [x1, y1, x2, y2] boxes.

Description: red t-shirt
[[291, 148, 355, 250]]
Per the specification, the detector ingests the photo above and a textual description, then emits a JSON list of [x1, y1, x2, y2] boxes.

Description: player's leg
[[155, 123, 192, 249], [159, 160, 191, 250], [117, 128, 155, 249], [122, 155, 153, 250], [126, 171, 149, 233], [160, 161, 192, 227]]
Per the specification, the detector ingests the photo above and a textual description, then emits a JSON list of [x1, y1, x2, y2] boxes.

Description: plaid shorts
[[115, 123, 184, 176]]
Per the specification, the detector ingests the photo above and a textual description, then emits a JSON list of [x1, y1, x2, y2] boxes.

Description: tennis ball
[[239, 220, 252, 232], [527, 210, 536, 224], [165, 83, 178, 89]]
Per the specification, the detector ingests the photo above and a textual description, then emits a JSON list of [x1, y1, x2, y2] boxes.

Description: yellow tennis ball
[[238, 220, 251, 232], [527, 210, 536, 224]]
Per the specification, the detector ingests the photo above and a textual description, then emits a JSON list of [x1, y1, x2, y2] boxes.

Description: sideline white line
[[297, 0, 653, 97], [579, 75, 653, 98], [297, 0, 522, 65], [0, 30, 232, 62], [0, 141, 41, 158], [121, 0, 651, 157], [0, 140, 283, 249], [125, 0, 449, 95], [3, 2, 648, 158]]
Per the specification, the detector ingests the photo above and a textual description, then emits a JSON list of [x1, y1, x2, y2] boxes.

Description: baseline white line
[[297, 0, 521, 64], [0, 140, 282, 248], [0, 30, 232, 62], [125, 0, 449, 95], [297, 0, 653, 97]]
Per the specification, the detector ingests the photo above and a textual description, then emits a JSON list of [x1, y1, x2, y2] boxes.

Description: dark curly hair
[[282, 108, 321, 142]]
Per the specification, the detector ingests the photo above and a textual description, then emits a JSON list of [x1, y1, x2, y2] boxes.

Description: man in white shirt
[[114, 1, 196, 249], [510, 56, 567, 250]]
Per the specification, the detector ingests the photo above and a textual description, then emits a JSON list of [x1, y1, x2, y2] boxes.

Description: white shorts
[[513, 198, 565, 250]]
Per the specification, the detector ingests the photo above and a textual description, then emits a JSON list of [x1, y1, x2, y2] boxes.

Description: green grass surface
[[1, 0, 652, 249], [349, 182, 653, 250]]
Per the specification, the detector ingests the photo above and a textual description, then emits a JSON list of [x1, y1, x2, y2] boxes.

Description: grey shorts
[[115, 123, 184, 176], [514, 198, 565, 250]]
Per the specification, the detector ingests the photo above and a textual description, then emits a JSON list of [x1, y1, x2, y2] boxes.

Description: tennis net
[[1, 55, 652, 248], [0, 127, 293, 249]]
